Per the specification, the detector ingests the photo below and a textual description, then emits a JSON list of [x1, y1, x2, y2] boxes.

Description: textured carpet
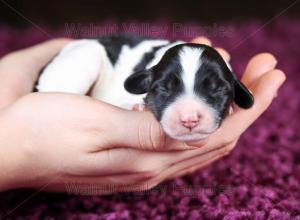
[[0, 18, 300, 220]]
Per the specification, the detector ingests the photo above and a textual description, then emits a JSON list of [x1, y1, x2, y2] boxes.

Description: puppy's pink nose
[[180, 113, 201, 130]]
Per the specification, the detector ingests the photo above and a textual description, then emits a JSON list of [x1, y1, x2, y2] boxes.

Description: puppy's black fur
[[97, 35, 167, 65]]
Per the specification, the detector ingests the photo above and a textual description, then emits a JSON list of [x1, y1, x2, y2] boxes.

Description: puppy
[[37, 35, 254, 141]]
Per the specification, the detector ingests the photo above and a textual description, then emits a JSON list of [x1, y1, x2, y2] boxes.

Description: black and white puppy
[[37, 35, 254, 141]]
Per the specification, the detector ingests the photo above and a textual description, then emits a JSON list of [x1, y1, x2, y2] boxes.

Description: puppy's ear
[[233, 75, 254, 109], [124, 69, 152, 94]]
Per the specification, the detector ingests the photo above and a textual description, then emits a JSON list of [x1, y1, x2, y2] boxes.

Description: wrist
[[0, 146, 17, 191], [0, 114, 26, 191], [0, 156, 16, 191]]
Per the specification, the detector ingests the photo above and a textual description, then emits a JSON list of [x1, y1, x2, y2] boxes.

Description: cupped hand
[[0, 37, 285, 194]]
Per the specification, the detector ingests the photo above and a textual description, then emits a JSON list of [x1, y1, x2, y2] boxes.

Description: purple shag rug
[[0, 18, 300, 220]]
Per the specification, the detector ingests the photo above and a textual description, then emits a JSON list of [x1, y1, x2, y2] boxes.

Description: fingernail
[[186, 146, 200, 150], [268, 58, 278, 70], [185, 140, 208, 148], [259, 53, 278, 70], [273, 59, 278, 67], [182, 142, 198, 150], [274, 72, 286, 97]]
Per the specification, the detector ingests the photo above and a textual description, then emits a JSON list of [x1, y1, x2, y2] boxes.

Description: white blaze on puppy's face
[[159, 47, 219, 141], [180, 47, 203, 95]]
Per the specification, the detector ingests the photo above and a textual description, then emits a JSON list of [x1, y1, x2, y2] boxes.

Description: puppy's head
[[125, 43, 253, 141]]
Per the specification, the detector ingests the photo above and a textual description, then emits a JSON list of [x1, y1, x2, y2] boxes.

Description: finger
[[190, 36, 212, 46], [167, 155, 221, 180], [241, 53, 277, 87], [167, 142, 236, 179], [110, 110, 197, 151], [79, 141, 219, 176], [228, 69, 285, 134], [68, 172, 154, 187], [78, 147, 167, 176], [215, 47, 231, 62], [205, 69, 285, 147], [43, 172, 155, 194], [146, 142, 236, 186], [0, 38, 71, 109]]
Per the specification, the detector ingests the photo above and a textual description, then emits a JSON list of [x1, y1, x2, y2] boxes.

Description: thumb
[[111, 110, 195, 151]]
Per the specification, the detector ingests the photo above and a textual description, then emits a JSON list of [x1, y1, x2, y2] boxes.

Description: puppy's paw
[[132, 103, 148, 112]]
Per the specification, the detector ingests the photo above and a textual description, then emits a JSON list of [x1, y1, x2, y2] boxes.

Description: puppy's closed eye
[[165, 74, 182, 90]]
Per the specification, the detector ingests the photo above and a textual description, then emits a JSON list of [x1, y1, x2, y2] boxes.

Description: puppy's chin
[[167, 132, 210, 142], [161, 125, 215, 142], [159, 120, 218, 142]]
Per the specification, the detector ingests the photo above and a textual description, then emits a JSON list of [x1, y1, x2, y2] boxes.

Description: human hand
[[0, 37, 285, 194]]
